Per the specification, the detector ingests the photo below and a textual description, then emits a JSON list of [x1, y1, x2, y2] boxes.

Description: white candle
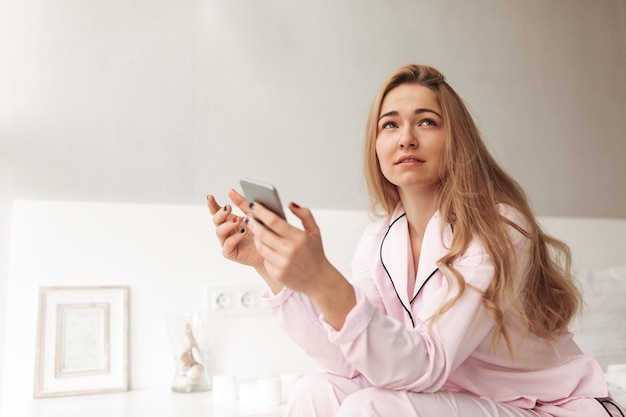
[[212, 375, 237, 402], [280, 373, 302, 403], [257, 377, 282, 407], [238, 381, 258, 404]]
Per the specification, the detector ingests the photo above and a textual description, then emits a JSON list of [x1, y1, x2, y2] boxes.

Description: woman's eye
[[381, 121, 397, 129], [419, 119, 437, 127]]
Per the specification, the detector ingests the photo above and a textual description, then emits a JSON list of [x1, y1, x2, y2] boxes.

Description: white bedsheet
[[606, 364, 626, 410]]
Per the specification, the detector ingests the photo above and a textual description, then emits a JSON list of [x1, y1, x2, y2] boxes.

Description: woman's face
[[375, 83, 445, 196]]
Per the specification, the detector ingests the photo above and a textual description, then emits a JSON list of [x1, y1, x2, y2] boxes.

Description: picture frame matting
[[34, 285, 129, 398]]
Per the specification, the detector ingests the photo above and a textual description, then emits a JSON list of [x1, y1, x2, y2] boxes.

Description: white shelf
[[2, 388, 285, 417]]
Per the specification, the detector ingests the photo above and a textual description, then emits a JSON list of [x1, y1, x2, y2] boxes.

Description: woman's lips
[[396, 156, 424, 164]]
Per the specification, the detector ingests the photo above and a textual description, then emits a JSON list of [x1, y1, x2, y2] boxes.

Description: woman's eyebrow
[[378, 108, 443, 121], [416, 108, 443, 119]]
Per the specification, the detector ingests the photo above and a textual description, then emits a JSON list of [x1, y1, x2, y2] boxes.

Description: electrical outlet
[[204, 284, 269, 317]]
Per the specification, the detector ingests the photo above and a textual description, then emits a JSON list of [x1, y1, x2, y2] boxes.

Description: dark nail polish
[[290, 201, 301, 209], [248, 202, 254, 209], [240, 228, 245, 234], [245, 218, 250, 225], [223, 205, 228, 211]]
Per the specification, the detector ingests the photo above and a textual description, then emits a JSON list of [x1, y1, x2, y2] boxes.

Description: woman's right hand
[[207, 190, 264, 270]]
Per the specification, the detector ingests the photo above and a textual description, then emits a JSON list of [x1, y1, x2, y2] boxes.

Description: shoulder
[[496, 203, 526, 224], [358, 215, 390, 247], [360, 204, 407, 237], [458, 204, 532, 262], [495, 203, 533, 243], [352, 211, 398, 260]]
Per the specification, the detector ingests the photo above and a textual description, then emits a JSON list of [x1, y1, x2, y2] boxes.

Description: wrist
[[308, 265, 356, 330], [255, 265, 284, 295]]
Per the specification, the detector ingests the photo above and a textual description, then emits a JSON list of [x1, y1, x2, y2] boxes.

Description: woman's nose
[[399, 128, 418, 148]]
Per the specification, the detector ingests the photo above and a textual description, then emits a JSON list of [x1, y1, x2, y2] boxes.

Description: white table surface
[[1, 388, 285, 417]]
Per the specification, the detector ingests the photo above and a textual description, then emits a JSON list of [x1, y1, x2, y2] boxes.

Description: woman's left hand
[[246, 201, 328, 296], [247, 201, 356, 328]]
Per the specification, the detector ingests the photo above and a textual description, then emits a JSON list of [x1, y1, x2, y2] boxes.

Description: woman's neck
[[398, 187, 439, 236]]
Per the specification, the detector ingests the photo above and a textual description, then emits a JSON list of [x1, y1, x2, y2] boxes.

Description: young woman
[[207, 64, 623, 417]]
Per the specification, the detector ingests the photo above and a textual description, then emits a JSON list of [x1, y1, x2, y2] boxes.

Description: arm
[[247, 201, 373, 376], [208, 192, 359, 376], [246, 201, 356, 328], [263, 228, 388, 377], [328, 251, 495, 392], [264, 287, 360, 377]]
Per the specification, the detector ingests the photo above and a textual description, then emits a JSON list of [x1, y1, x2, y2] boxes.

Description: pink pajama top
[[264, 204, 608, 413]]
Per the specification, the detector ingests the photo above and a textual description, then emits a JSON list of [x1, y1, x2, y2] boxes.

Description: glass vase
[[165, 311, 212, 393]]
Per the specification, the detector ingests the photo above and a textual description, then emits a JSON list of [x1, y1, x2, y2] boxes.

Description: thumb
[[289, 202, 320, 235]]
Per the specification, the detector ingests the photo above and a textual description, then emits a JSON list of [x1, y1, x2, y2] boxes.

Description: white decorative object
[[280, 373, 302, 403], [238, 381, 258, 404], [212, 374, 238, 401], [33, 286, 129, 398], [165, 312, 212, 393], [257, 377, 282, 407]]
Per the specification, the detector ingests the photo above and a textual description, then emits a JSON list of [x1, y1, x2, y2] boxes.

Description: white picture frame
[[34, 286, 130, 398]]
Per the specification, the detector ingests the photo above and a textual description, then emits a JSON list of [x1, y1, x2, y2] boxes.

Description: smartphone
[[239, 178, 286, 220]]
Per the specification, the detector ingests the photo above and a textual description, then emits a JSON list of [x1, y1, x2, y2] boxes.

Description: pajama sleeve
[[262, 226, 387, 378], [264, 286, 360, 378]]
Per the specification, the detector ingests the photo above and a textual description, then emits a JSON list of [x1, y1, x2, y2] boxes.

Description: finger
[[247, 215, 290, 261], [220, 218, 248, 253], [228, 189, 251, 216], [288, 202, 320, 236], [223, 232, 247, 258], [247, 213, 277, 243], [216, 216, 246, 246], [249, 201, 291, 236], [208, 195, 234, 227], [207, 194, 222, 215], [215, 201, 246, 230]]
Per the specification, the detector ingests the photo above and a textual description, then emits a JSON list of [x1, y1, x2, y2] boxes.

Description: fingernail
[[232, 217, 238, 223], [206, 194, 211, 201], [223, 205, 228, 212], [245, 218, 250, 225], [248, 202, 254, 209], [290, 202, 301, 209], [240, 228, 245, 234]]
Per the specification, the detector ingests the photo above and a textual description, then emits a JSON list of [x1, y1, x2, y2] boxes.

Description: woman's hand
[[207, 189, 264, 270], [247, 201, 356, 329]]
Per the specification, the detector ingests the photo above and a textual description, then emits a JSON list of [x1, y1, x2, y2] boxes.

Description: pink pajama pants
[[284, 373, 619, 417]]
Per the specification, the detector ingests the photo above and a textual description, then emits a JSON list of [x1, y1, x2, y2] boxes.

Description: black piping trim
[[596, 398, 625, 417], [410, 268, 439, 304], [380, 213, 415, 328]]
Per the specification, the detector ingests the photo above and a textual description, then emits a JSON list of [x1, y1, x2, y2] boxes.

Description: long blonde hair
[[364, 64, 581, 349]]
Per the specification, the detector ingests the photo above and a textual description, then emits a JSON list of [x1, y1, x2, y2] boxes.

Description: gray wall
[[2, 0, 626, 214], [1, 0, 625, 396]]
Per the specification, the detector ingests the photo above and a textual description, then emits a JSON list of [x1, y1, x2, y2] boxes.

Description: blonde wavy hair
[[364, 64, 581, 350]]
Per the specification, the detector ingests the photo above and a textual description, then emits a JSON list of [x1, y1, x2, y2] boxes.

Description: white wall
[[1, 0, 626, 404]]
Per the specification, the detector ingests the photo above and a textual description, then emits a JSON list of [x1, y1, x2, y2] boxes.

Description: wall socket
[[204, 284, 270, 317]]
